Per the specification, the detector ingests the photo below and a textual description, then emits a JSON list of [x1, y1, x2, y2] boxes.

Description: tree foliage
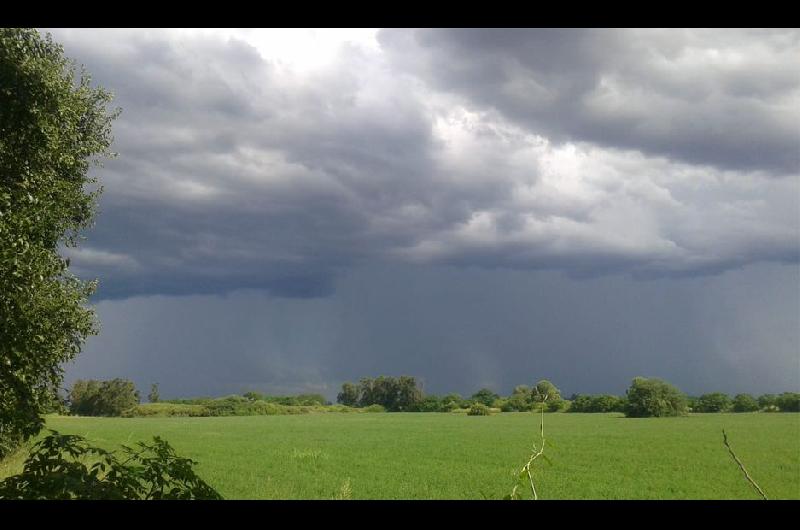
[[148, 383, 160, 404], [731, 394, 759, 413], [336, 382, 360, 407], [470, 388, 500, 407], [336, 376, 423, 411], [568, 394, 626, 413], [624, 377, 688, 418], [69, 378, 140, 417], [695, 392, 732, 413], [0, 431, 221, 499], [532, 380, 561, 403], [0, 28, 116, 457], [467, 403, 491, 416], [0, 28, 118, 458], [775, 392, 800, 412]]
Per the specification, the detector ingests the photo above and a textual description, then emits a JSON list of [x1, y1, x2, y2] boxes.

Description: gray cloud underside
[[379, 28, 800, 175], [45, 28, 800, 300], [64, 262, 800, 399]]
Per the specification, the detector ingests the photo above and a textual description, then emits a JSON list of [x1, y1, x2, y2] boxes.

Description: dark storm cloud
[[379, 28, 800, 175], [64, 262, 800, 399], [44, 29, 800, 300]]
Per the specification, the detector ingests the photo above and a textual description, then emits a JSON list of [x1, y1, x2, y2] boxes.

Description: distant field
[[3, 412, 799, 499]]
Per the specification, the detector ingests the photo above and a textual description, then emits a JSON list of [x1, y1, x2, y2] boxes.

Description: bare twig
[[722, 429, 768, 500]]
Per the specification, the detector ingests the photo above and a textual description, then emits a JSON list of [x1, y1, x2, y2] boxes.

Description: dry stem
[[722, 429, 768, 500], [511, 394, 548, 500]]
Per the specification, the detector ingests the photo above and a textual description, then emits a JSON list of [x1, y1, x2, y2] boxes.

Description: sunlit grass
[[3, 412, 797, 499]]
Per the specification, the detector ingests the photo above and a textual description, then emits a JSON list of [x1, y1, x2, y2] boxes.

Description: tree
[[624, 377, 688, 418], [471, 388, 499, 407], [732, 394, 759, 413], [148, 383, 160, 403], [357, 377, 376, 408], [504, 385, 533, 411], [395, 376, 423, 411], [776, 392, 800, 412], [69, 379, 139, 417], [0, 29, 117, 458], [440, 393, 463, 411], [532, 380, 561, 402], [695, 392, 732, 413], [530, 380, 563, 412], [757, 394, 778, 410]]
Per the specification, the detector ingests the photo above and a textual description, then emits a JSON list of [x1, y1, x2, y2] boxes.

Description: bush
[[121, 403, 211, 417], [624, 377, 688, 418], [467, 403, 491, 416], [0, 431, 221, 499], [363, 404, 386, 413], [440, 400, 460, 412]]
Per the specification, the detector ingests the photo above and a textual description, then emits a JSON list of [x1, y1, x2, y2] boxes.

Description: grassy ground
[[3, 412, 798, 499]]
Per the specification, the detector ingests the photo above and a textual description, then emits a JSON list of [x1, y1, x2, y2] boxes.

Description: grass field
[[3, 412, 798, 499]]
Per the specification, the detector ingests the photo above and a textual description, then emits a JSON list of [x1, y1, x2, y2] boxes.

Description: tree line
[[57, 376, 800, 418], [337, 376, 799, 417]]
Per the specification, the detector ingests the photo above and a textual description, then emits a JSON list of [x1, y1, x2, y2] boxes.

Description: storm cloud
[[40, 28, 800, 397], [47, 28, 800, 299]]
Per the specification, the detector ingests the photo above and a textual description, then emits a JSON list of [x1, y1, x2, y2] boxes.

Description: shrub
[[467, 403, 491, 416], [624, 377, 688, 418], [440, 400, 460, 412], [0, 431, 221, 499], [121, 403, 210, 417], [363, 404, 386, 413]]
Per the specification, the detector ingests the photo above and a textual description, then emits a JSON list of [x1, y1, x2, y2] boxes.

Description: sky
[[43, 28, 799, 400]]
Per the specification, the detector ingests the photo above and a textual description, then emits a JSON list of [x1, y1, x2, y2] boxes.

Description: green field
[[3, 412, 799, 499]]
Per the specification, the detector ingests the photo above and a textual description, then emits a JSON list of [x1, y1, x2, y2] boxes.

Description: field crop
[[2, 412, 798, 499]]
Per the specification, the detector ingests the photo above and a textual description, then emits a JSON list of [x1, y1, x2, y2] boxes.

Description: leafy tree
[[69, 379, 139, 416], [413, 395, 443, 412], [471, 388, 499, 407], [731, 393, 759, 413], [757, 394, 778, 410], [148, 383, 160, 404], [346, 376, 423, 411], [0, 28, 117, 458], [532, 380, 561, 402], [0, 431, 221, 499], [503, 385, 533, 412], [442, 393, 466, 409], [624, 377, 688, 418], [695, 392, 732, 413], [776, 392, 800, 412], [395, 375, 423, 411], [357, 377, 376, 408]]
